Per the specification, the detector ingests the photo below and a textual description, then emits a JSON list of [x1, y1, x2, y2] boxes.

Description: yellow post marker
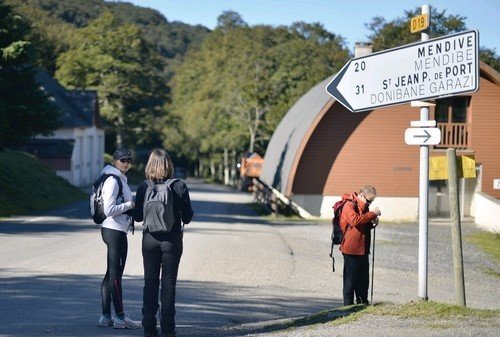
[[429, 155, 476, 180], [410, 13, 429, 33]]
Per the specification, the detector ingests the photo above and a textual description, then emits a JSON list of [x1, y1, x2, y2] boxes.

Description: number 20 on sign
[[410, 13, 429, 33]]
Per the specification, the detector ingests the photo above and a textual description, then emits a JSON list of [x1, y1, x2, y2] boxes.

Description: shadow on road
[[0, 273, 340, 337], [0, 219, 94, 235], [188, 184, 245, 195]]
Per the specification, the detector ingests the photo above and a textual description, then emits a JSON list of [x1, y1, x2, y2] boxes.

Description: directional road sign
[[326, 30, 479, 113], [405, 127, 441, 145]]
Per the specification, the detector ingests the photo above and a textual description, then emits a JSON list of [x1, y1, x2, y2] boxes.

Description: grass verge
[[0, 150, 86, 216], [361, 301, 499, 319], [466, 231, 500, 262], [256, 301, 500, 334]]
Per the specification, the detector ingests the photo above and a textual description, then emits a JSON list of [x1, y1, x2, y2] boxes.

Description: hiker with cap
[[97, 148, 140, 329], [340, 185, 381, 306]]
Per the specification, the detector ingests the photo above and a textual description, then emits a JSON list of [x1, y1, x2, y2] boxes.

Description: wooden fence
[[252, 178, 302, 216]]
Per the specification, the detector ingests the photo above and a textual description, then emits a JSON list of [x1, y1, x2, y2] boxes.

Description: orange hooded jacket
[[339, 192, 378, 255]]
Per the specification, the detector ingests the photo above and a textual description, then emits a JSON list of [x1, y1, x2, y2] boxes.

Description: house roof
[[35, 70, 100, 128]]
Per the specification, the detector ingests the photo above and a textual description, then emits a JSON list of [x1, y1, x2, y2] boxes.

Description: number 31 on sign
[[410, 13, 429, 33]]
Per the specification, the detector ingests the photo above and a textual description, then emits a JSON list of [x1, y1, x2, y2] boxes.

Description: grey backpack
[[143, 179, 178, 233]]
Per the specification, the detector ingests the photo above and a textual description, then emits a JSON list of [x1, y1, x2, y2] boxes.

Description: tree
[[7, 0, 209, 80], [365, 7, 499, 71], [221, 22, 350, 154], [55, 11, 167, 148], [365, 8, 467, 51], [166, 28, 245, 177], [480, 47, 500, 72], [0, 1, 60, 150], [169, 13, 351, 180], [216, 10, 248, 31]]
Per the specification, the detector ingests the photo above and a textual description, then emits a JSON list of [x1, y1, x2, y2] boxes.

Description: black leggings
[[343, 253, 369, 305], [142, 231, 183, 334], [101, 227, 128, 316]]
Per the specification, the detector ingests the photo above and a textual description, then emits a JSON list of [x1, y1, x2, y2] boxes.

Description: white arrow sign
[[405, 127, 441, 145], [326, 30, 479, 113]]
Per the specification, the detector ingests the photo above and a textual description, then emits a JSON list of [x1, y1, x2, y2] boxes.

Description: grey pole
[[417, 4, 430, 301], [446, 148, 466, 306]]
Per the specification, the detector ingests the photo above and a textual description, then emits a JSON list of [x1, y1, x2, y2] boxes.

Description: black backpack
[[89, 174, 123, 225], [143, 179, 178, 233]]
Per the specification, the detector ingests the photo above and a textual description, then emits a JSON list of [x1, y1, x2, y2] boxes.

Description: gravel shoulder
[[235, 313, 500, 337]]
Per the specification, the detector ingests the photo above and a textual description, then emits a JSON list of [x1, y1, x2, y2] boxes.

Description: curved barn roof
[[260, 75, 334, 195], [481, 61, 500, 85]]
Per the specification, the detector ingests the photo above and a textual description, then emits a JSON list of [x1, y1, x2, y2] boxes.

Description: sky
[[120, 0, 499, 53]]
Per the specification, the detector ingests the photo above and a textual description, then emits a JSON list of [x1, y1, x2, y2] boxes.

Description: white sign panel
[[410, 120, 436, 127], [494, 179, 500, 190], [405, 127, 441, 145], [326, 30, 479, 112]]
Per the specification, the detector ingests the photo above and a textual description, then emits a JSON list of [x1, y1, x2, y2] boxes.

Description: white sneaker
[[113, 314, 141, 329], [97, 315, 114, 327]]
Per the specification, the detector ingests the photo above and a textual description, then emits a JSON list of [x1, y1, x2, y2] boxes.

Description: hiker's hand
[[372, 206, 381, 216]]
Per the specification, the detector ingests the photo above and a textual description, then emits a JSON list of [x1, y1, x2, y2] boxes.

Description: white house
[[20, 71, 105, 187]]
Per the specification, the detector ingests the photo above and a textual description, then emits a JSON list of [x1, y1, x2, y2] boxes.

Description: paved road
[[0, 179, 498, 337]]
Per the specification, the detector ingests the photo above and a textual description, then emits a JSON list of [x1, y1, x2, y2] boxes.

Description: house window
[[434, 97, 470, 123]]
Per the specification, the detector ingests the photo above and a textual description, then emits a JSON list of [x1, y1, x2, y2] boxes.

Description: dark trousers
[[343, 253, 369, 305], [101, 227, 128, 316], [142, 231, 183, 335]]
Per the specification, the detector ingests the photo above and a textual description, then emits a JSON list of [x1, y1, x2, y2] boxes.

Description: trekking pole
[[370, 227, 376, 304]]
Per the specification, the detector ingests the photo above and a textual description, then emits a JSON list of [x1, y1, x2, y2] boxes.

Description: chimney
[[355, 42, 373, 57]]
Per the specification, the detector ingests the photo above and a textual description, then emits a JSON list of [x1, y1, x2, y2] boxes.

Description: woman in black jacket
[[134, 148, 194, 337]]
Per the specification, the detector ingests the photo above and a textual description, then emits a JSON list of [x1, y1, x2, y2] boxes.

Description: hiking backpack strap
[[105, 174, 123, 199], [108, 174, 130, 231], [145, 179, 154, 190], [165, 178, 179, 188], [342, 200, 359, 233]]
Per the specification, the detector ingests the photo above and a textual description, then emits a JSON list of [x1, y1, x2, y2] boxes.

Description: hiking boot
[[160, 332, 176, 337], [356, 297, 369, 305], [97, 314, 114, 327], [144, 328, 159, 337], [113, 314, 141, 329]]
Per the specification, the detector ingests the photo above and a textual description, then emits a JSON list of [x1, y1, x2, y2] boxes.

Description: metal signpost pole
[[417, 4, 430, 301]]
